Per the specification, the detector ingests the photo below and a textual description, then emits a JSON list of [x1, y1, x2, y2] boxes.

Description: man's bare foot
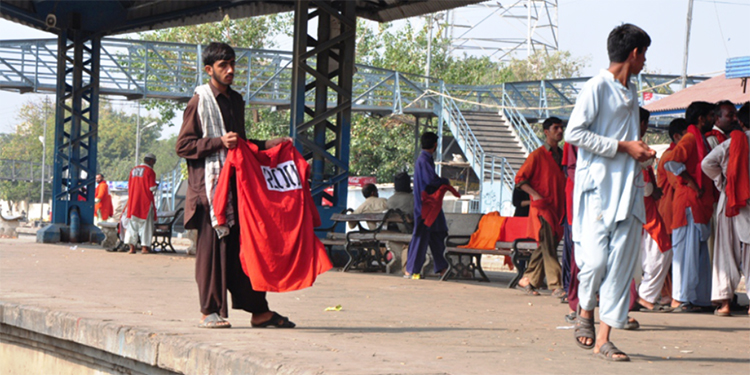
[[671, 299, 683, 309], [251, 311, 274, 326], [141, 247, 150, 254], [128, 245, 136, 254], [715, 300, 731, 315], [637, 297, 654, 310]]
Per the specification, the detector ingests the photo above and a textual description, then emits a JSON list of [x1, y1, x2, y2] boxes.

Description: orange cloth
[[663, 131, 716, 228], [643, 167, 671, 252], [515, 146, 566, 242], [562, 143, 577, 226], [657, 147, 678, 234], [459, 212, 514, 269], [726, 130, 750, 217], [94, 181, 113, 220]]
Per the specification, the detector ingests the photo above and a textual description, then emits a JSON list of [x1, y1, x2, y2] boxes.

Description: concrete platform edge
[[0, 301, 320, 375]]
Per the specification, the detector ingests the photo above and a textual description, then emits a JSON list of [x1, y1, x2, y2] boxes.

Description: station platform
[[1, 236, 748, 374]]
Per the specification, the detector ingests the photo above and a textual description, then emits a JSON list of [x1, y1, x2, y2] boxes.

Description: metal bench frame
[[151, 208, 184, 253]]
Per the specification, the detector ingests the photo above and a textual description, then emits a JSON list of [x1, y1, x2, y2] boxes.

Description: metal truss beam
[[290, 1, 356, 227]]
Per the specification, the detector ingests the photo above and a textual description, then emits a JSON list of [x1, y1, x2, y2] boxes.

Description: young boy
[[565, 24, 655, 361]]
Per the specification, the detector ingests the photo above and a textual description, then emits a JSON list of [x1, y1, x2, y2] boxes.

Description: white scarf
[[195, 84, 235, 233]]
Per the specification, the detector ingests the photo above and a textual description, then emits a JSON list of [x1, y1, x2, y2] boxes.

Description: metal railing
[[502, 90, 543, 154]]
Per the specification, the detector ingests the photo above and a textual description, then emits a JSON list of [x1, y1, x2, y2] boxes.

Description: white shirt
[[565, 69, 645, 241], [706, 125, 727, 150], [701, 130, 750, 243]]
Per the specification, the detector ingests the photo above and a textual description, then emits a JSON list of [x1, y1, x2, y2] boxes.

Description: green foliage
[[1, 98, 181, 207]]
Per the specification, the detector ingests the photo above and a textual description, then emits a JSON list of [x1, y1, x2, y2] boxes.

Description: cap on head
[[144, 153, 157, 162]]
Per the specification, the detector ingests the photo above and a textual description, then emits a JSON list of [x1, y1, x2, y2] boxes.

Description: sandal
[[198, 313, 231, 329], [672, 302, 700, 313], [517, 283, 540, 296], [596, 341, 630, 362], [639, 302, 673, 313], [251, 312, 296, 328], [574, 311, 596, 350], [552, 288, 567, 299], [564, 311, 577, 324], [623, 317, 640, 330]]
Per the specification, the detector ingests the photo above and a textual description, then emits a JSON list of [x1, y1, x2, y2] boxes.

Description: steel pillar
[[290, 1, 356, 229], [38, 28, 103, 243]]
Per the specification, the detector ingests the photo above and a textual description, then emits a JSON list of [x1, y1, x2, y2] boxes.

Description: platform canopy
[[644, 74, 750, 116], [0, 0, 483, 35]]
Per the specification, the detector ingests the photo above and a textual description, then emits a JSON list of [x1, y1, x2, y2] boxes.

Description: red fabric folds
[[726, 130, 750, 217], [420, 184, 460, 227], [213, 140, 332, 292]]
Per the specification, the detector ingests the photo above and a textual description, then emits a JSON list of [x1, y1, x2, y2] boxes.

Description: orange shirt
[[643, 167, 671, 252], [515, 145, 566, 241], [663, 132, 716, 227], [94, 181, 113, 220], [656, 147, 679, 233]]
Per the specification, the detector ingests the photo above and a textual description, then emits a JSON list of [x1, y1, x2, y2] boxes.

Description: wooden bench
[[328, 209, 413, 273], [151, 208, 184, 253], [442, 216, 536, 289]]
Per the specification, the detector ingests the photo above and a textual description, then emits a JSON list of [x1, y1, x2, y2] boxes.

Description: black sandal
[[517, 283, 540, 296], [251, 312, 296, 328], [574, 312, 596, 350]]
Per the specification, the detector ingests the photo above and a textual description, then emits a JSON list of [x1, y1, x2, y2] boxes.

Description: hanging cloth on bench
[[459, 212, 514, 270]]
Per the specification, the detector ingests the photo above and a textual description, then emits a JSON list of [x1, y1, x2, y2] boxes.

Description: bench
[[151, 208, 184, 253], [442, 216, 536, 289], [329, 209, 413, 273]]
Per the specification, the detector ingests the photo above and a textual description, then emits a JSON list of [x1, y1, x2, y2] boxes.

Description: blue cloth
[[671, 208, 712, 307], [562, 221, 574, 291]]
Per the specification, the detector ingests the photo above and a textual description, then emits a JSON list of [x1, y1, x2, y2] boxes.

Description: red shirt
[[126, 164, 157, 219], [515, 145, 566, 241], [213, 140, 332, 292]]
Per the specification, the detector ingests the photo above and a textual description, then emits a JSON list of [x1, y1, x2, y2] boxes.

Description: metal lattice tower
[[445, 0, 558, 61]]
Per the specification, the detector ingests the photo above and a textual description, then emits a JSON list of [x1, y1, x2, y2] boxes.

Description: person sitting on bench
[[348, 183, 389, 230]]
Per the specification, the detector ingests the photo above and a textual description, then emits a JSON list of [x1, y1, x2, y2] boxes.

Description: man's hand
[[221, 132, 238, 149], [685, 178, 703, 198], [618, 140, 656, 162], [265, 137, 292, 149]]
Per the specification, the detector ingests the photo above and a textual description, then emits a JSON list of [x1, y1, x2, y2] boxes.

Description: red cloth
[[420, 184, 460, 227], [95, 181, 113, 220], [664, 131, 716, 227], [213, 140, 332, 293], [705, 129, 728, 145], [685, 125, 709, 188], [643, 167, 671, 252], [657, 145, 678, 233], [562, 143, 577, 225], [458, 213, 524, 270], [726, 130, 750, 217], [125, 164, 157, 220], [515, 146, 566, 242]]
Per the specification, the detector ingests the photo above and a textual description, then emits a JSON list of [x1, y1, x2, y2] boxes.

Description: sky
[[0, 0, 748, 137]]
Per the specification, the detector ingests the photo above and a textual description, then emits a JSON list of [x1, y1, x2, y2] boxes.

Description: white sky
[[0, 0, 748, 137]]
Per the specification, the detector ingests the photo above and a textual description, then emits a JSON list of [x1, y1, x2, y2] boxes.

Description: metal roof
[[0, 0, 484, 36], [643, 74, 750, 115]]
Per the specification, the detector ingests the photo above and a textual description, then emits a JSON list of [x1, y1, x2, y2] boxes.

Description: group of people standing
[[508, 23, 749, 362]]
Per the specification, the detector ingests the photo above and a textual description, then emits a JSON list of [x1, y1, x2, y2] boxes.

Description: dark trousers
[[406, 217, 448, 275], [523, 217, 562, 289], [562, 221, 574, 290], [193, 204, 269, 318]]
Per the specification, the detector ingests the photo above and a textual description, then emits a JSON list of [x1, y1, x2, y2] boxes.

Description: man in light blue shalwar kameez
[[564, 24, 655, 362]]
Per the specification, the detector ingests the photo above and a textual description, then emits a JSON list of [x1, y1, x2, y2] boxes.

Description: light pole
[[39, 96, 49, 223], [135, 121, 158, 166]]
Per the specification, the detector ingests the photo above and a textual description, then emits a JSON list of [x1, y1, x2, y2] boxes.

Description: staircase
[[459, 111, 530, 173]]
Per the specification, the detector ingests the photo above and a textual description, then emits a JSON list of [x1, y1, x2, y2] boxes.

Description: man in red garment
[[176, 42, 291, 329], [124, 154, 158, 254], [662, 101, 716, 311], [705, 100, 737, 150], [515, 117, 566, 297], [94, 173, 113, 225]]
